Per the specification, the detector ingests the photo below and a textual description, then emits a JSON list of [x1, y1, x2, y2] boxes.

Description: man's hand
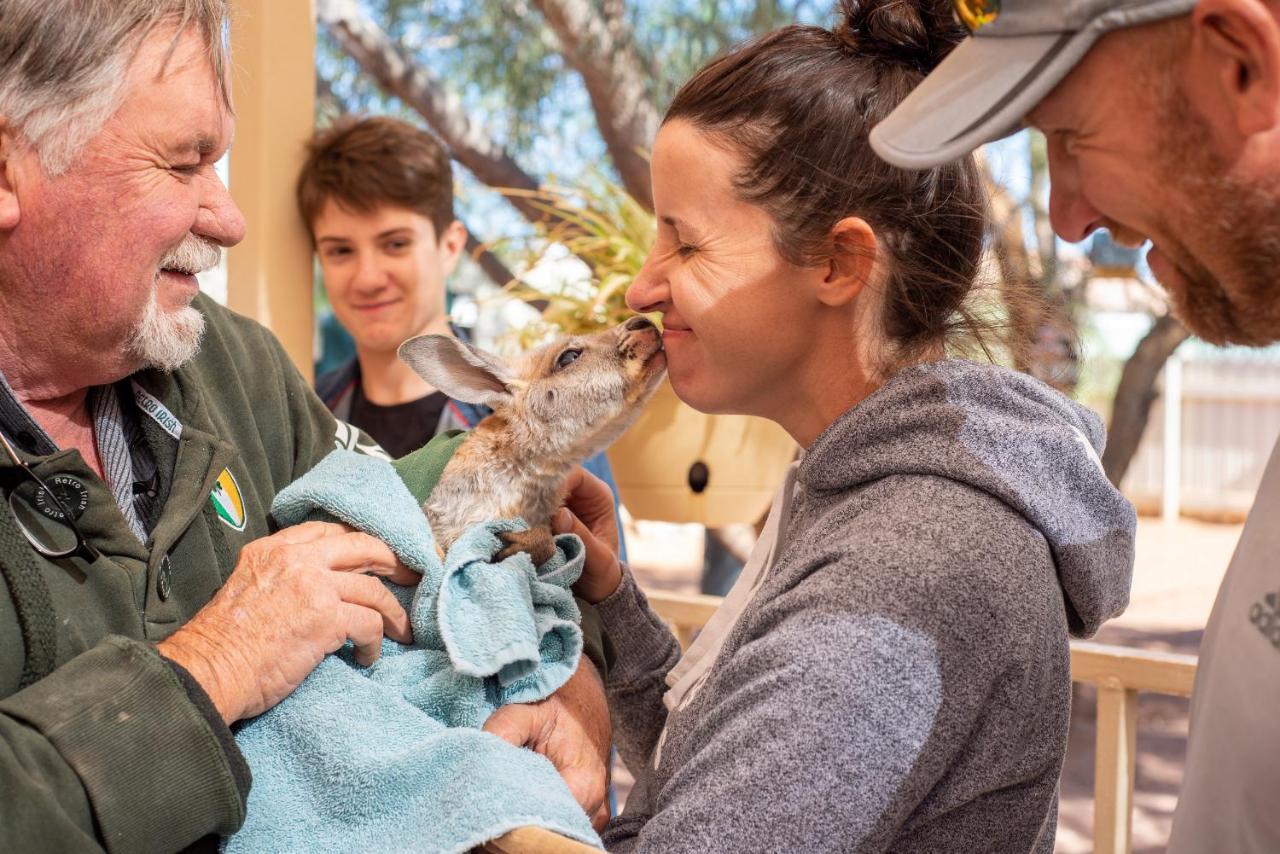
[[552, 467, 623, 603], [483, 658, 612, 831], [158, 521, 414, 724]]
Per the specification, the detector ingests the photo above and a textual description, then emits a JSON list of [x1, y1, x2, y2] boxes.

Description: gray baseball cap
[[870, 0, 1198, 168]]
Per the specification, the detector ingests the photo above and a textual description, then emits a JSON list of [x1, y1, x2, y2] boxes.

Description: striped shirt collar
[[0, 369, 167, 544]]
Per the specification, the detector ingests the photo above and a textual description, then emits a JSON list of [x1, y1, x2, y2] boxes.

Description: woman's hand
[[553, 467, 623, 603], [483, 658, 612, 830]]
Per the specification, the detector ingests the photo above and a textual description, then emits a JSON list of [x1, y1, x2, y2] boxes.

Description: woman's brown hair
[[665, 0, 1015, 371]]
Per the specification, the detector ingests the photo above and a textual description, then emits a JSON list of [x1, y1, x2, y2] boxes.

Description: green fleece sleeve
[[0, 636, 246, 853], [273, 339, 354, 480]]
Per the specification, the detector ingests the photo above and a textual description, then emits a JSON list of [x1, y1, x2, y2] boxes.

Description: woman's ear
[[1188, 0, 1280, 138], [819, 216, 878, 307]]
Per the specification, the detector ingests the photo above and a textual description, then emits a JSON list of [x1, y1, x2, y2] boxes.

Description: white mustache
[[159, 235, 222, 276]]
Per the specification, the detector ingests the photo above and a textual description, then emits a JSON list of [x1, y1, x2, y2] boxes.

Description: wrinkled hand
[[484, 658, 612, 831], [158, 521, 414, 724], [552, 467, 622, 603]]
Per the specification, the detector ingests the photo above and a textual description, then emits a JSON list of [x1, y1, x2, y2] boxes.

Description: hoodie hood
[[801, 359, 1135, 637]]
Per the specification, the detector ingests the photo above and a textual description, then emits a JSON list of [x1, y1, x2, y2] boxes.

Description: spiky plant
[[499, 176, 655, 349]]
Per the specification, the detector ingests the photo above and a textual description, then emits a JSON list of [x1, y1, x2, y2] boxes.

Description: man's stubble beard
[[1154, 82, 1280, 347]]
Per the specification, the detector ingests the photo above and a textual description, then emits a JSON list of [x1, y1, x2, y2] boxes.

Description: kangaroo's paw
[[494, 526, 558, 567]]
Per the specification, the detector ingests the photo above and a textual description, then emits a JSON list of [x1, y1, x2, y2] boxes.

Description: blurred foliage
[[500, 174, 656, 347], [319, 0, 827, 168], [319, 3, 1097, 380], [315, 2, 1181, 483], [631, 0, 829, 111], [316, 0, 827, 343]]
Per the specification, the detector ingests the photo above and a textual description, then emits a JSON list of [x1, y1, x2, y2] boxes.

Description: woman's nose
[[627, 255, 669, 314]]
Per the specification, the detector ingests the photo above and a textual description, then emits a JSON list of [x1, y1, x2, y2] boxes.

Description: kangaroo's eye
[[555, 348, 583, 370]]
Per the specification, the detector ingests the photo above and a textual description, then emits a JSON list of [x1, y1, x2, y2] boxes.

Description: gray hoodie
[[597, 359, 1135, 853]]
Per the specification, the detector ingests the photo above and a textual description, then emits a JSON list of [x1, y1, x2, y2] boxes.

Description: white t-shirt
[[653, 461, 801, 768], [1168, 437, 1280, 852]]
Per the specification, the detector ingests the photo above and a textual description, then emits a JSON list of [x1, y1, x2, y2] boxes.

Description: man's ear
[[0, 121, 23, 232], [437, 219, 468, 279], [1188, 0, 1280, 137], [818, 217, 878, 307], [398, 334, 516, 408]]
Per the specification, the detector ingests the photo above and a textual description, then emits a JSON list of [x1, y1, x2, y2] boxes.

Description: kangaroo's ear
[[398, 334, 516, 408]]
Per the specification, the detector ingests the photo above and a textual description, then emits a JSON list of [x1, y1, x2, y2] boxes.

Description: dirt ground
[[614, 515, 1243, 852]]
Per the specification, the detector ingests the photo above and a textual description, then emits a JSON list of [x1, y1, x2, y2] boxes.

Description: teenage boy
[[298, 115, 621, 825], [299, 116, 625, 505]]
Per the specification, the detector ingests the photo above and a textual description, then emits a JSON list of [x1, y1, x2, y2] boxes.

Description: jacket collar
[[0, 368, 58, 456]]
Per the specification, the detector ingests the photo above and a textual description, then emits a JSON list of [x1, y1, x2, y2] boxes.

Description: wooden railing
[[644, 591, 1199, 854], [1069, 642, 1197, 854]]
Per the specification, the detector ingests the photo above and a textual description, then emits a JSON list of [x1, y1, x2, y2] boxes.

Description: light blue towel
[[224, 450, 601, 853]]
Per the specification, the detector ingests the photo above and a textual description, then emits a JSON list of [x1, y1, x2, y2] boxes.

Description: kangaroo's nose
[[624, 315, 655, 332]]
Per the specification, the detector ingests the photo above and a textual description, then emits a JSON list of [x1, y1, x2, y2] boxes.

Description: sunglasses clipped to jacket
[[0, 428, 101, 564]]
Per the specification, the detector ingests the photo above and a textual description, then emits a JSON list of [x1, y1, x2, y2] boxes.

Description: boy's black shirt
[[350, 387, 449, 459]]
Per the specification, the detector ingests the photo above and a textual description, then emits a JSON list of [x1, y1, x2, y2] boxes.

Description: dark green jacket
[[0, 295, 607, 853]]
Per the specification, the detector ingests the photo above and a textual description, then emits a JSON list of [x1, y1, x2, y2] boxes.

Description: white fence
[[1122, 353, 1280, 518]]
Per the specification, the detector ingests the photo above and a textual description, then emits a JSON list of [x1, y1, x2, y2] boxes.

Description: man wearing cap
[[873, 1, 1280, 850]]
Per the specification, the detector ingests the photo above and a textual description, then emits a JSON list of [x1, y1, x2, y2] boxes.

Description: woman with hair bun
[[556, 2, 1136, 850]]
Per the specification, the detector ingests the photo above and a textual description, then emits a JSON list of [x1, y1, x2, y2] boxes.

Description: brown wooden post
[[1093, 681, 1139, 854], [227, 0, 317, 380]]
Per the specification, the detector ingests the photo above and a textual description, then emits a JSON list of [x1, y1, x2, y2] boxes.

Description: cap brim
[[870, 29, 1102, 169]]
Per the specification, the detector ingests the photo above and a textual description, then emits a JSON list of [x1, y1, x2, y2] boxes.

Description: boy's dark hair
[[297, 115, 455, 240]]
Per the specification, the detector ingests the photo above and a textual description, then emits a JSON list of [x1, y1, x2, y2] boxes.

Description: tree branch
[[1102, 313, 1190, 487], [316, 0, 565, 230], [531, 0, 659, 210], [462, 229, 517, 288], [315, 72, 341, 115], [980, 157, 1039, 373]]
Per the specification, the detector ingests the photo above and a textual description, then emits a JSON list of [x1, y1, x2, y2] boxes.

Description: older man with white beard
[[0, 2, 613, 850], [873, 1, 1280, 850]]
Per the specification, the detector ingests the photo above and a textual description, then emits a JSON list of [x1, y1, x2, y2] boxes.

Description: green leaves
[[500, 175, 657, 347]]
